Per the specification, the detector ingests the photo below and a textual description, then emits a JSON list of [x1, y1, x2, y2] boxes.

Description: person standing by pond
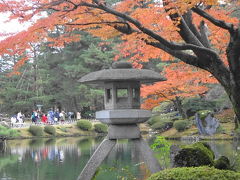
[[77, 112, 81, 120], [17, 111, 23, 123], [47, 109, 54, 124], [54, 110, 60, 124], [31, 110, 38, 124], [41, 113, 48, 124]]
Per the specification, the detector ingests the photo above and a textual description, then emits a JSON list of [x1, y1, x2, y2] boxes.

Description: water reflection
[[0, 137, 240, 180]]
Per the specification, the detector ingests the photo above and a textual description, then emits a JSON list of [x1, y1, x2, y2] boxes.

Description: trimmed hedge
[[147, 166, 240, 180], [152, 120, 173, 132], [94, 123, 108, 133], [148, 112, 179, 126], [44, 125, 56, 135], [77, 120, 92, 131], [214, 156, 231, 170], [29, 125, 44, 136], [173, 120, 190, 132]]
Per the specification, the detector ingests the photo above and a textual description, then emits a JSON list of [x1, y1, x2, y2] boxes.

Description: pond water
[[0, 136, 240, 180]]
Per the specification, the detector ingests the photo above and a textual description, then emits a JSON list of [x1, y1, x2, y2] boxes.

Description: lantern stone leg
[[77, 138, 116, 180], [131, 138, 162, 173]]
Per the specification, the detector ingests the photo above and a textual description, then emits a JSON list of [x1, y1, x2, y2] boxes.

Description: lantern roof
[[79, 61, 166, 84]]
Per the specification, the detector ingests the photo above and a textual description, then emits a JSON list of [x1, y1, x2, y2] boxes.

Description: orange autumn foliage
[[0, 0, 237, 101], [141, 62, 217, 110], [0, 0, 238, 67]]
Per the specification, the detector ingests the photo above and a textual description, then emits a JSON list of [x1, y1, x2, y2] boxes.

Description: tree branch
[[86, 0, 220, 60], [146, 41, 203, 68], [192, 7, 235, 33]]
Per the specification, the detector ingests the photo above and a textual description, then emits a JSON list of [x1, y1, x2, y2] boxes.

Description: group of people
[[10, 109, 82, 126], [31, 109, 81, 124], [10, 111, 24, 126]]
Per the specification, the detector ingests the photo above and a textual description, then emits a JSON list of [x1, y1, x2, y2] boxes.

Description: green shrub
[[147, 166, 240, 180], [44, 125, 56, 135], [152, 120, 173, 132], [174, 142, 214, 167], [183, 97, 216, 114], [214, 156, 231, 170], [173, 120, 190, 132], [148, 112, 178, 125], [29, 125, 44, 136], [0, 125, 19, 137], [152, 101, 174, 113], [77, 120, 92, 131], [60, 127, 68, 132], [94, 123, 108, 133], [147, 116, 162, 125], [216, 125, 226, 134]]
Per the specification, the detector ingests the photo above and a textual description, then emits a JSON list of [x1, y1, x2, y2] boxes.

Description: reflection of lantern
[[78, 62, 166, 180]]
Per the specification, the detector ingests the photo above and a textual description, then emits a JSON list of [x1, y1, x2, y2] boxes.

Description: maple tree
[[0, 0, 240, 126], [141, 62, 217, 118]]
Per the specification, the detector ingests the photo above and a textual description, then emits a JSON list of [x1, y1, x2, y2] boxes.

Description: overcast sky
[[0, 13, 30, 40]]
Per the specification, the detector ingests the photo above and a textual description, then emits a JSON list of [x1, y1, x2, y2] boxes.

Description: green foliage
[[183, 97, 216, 117], [60, 127, 68, 132], [0, 125, 19, 137], [0, 32, 115, 114], [29, 125, 44, 136], [94, 123, 108, 133], [44, 125, 56, 135], [152, 101, 174, 113], [216, 125, 226, 134], [147, 166, 240, 180], [151, 136, 171, 168], [198, 110, 213, 120], [173, 120, 190, 132], [214, 156, 231, 170], [174, 142, 214, 167], [77, 120, 92, 131], [148, 112, 179, 125], [234, 128, 240, 137], [152, 120, 173, 132]]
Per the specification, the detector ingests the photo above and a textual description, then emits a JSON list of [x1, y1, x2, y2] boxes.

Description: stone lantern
[[78, 61, 166, 180]]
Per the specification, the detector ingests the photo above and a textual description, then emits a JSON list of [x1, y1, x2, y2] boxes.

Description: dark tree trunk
[[173, 96, 187, 119]]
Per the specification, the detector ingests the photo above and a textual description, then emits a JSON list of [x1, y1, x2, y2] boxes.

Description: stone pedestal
[[108, 124, 140, 139]]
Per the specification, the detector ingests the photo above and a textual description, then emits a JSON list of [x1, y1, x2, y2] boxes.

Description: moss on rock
[[174, 142, 214, 167], [147, 166, 240, 180]]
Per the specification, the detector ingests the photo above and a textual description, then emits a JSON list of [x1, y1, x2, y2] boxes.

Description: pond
[[0, 136, 240, 180]]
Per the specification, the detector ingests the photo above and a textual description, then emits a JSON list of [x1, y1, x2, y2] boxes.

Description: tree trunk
[[173, 96, 187, 119]]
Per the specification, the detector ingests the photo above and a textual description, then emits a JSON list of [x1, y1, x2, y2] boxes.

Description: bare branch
[[82, 1, 220, 59], [192, 7, 234, 33]]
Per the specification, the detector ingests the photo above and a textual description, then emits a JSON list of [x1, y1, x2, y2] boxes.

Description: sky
[[0, 13, 31, 40]]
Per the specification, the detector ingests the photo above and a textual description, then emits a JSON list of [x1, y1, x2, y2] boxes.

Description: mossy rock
[[214, 156, 231, 170], [174, 142, 214, 167], [197, 110, 212, 120], [147, 166, 240, 180]]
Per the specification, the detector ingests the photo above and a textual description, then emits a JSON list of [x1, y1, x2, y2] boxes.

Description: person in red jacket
[[41, 113, 48, 124]]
